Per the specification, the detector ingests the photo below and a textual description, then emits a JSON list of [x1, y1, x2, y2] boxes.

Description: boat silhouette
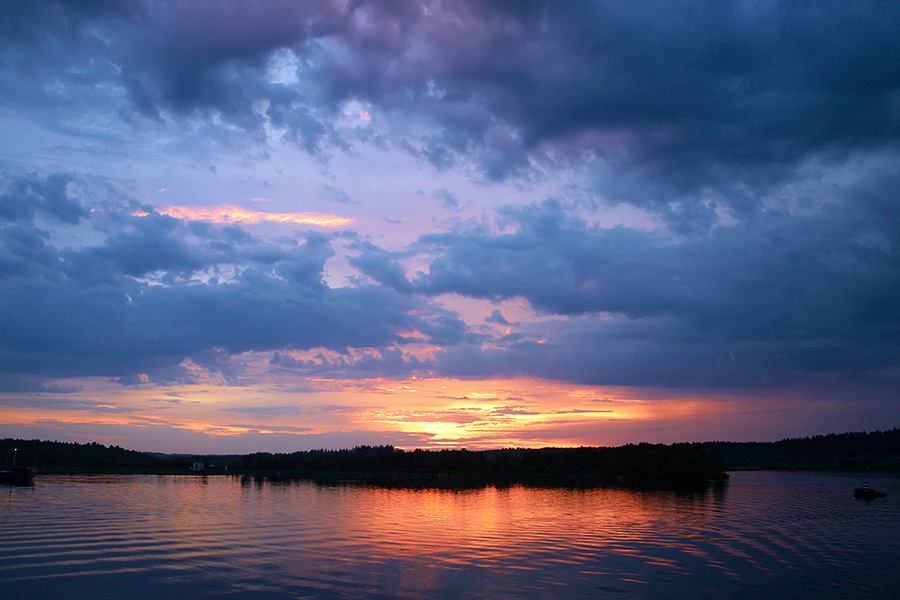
[[1, 448, 36, 486], [853, 482, 886, 500]]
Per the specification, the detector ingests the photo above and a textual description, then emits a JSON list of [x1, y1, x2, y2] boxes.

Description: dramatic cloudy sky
[[2, 0, 899, 453]]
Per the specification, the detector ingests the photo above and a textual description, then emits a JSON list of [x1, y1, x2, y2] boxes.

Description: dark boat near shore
[[0, 466, 36, 487], [853, 482, 887, 500], [2, 448, 36, 486]]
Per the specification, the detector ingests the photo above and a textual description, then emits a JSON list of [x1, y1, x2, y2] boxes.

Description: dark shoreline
[[32, 468, 732, 492], [5, 428, 900, 490]]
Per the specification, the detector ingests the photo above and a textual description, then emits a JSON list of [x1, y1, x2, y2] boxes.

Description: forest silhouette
[[4, 428, 899, 488]]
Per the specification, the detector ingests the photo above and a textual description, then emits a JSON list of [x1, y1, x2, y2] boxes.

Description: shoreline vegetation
[[3, 428, 899, 488]]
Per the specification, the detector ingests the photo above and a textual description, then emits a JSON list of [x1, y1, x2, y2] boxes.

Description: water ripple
[[2, 472, 899, 599]]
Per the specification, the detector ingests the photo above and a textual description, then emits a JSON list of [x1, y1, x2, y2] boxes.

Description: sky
[[2, 0, 899, 454]]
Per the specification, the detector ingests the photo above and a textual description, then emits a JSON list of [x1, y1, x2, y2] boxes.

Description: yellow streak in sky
[[137, 205, 354, 227]]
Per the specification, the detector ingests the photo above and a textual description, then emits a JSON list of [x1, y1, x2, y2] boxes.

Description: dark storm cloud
[[0, 174, 450, 386], [6, 1, 898, 219], [78, 212, 207, 279], [4, 2, 900, 398], [347, 241, 415, 293], [392, 172, 900, 386], [0, 174, 86, 281], [415, 200, 677, 317], [0, 173, 87, 225], [0, 270, 426, 383]]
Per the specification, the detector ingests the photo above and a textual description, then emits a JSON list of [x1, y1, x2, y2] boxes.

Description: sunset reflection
[[260, 479, 726, 576], [7, 473, 897, 599]]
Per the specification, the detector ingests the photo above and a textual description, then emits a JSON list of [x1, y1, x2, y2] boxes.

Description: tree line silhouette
[[239, 443, 728, 486], [5, 428, 899, 486], [1, 439, 160, 470], [702, 428, 900, 471]]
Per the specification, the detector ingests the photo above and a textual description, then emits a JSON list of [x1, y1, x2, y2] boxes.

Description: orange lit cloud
[[137, 205, 353, 227]]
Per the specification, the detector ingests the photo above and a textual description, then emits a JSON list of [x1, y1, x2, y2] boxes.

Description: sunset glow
[[3, 1, 898, 454], [0, 369, 872, 453]]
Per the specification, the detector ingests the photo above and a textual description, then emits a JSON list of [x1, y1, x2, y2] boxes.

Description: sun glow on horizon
[[0, 370, 847, 454]]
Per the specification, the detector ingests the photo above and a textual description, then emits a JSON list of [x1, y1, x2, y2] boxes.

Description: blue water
[[2, 471, 899, 599]]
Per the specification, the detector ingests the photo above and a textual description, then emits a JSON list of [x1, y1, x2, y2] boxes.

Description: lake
[[2, 471, 898, 599]]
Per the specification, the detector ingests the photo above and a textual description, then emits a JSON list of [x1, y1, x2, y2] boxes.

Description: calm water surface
[[2, 471, 899, 599]]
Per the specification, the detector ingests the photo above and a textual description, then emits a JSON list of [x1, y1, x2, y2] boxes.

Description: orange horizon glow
[[0, 369, 841, 454], [135, 205, 354, 227]]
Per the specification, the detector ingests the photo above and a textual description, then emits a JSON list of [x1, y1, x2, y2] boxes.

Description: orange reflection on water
[[261, 479, 721, 575]]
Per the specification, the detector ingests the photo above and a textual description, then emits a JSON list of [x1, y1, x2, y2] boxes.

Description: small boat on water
[[0, 466, 36, 487], [1, 448, 36, 486], [853, 482, 887, 500]]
